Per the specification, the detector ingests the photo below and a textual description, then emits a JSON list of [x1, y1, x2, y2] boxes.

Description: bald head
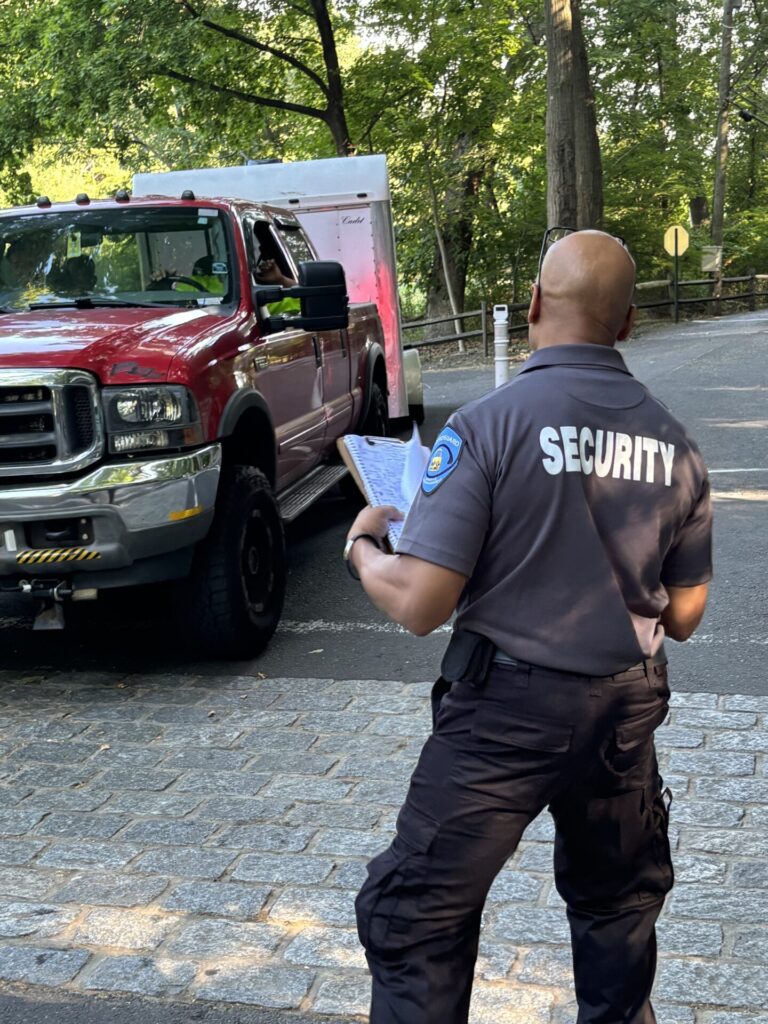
[[529, 230, 636, 349]]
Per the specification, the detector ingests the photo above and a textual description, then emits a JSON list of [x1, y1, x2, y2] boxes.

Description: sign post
[[664, 225, 690, 323]]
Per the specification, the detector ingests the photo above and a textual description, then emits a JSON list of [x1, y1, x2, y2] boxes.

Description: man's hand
[[347, 505, 403, 545], [256, 259, 296, 288]]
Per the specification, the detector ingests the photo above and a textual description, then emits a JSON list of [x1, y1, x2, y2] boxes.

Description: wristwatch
[[343, 533, 381, 580]]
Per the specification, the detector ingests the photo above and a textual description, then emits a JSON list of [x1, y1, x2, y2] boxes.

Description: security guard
[[344, 230, 712, 1024]]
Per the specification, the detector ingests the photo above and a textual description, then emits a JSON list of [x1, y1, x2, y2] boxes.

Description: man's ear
[[617, 303, 636, 341], [528, 282, 541, 324]]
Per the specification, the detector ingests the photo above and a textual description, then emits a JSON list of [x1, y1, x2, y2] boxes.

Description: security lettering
[[539, 426, 675, 485]]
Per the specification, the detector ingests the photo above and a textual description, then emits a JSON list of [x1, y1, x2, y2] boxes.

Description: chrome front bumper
[[0, 444, 221, 576]]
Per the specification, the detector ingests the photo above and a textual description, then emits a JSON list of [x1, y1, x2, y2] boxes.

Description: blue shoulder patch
[[422, 426, 464, 495]]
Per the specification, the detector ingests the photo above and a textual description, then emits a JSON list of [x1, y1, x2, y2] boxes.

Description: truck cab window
[[250, 220, 297, 285], [0, 207, 234, 311], [276, 219, 313, 269], [245, 218, 302, 328]]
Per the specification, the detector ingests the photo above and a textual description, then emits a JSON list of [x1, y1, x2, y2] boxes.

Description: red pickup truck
[[0, 191, 390, 657]]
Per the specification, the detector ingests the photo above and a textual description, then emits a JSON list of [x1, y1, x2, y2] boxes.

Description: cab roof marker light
[[36, 196, 52, 208], [181, 189, 195, 200], [75, 193, 90, 205], [115, 189, 131, 202]]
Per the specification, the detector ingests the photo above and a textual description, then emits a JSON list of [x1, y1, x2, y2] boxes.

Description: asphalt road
[[0, 987, 351, 1024], [0, 310, 766, 694]]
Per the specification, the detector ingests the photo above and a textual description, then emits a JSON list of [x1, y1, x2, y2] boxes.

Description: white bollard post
[[493, 304, 510, 388]]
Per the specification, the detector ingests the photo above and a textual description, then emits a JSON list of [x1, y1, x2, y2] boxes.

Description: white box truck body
[[132, 155, 420, 420]]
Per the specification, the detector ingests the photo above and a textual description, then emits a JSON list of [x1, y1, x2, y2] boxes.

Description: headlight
[[115, 390, 184, 424], [103, 386, 203, 454]]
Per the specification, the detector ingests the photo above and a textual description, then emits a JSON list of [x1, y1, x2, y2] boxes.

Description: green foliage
[[2, 0, 768, 312], [0, 145, 131, 207]]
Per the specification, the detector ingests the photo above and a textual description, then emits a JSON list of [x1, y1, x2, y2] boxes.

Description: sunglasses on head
[[537, 226, 629, 281]]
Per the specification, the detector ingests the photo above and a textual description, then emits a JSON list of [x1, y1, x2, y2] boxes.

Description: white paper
[[401, 424, 431, 505], [341, 425, 430, 549]]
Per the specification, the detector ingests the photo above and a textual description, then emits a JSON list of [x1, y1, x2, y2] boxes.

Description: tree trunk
[[712, 0, 734, 247], [748, 124, 758, 202], [571, 0, 603, 228], [426, 212, 473, 302], [424, 196, 476, 332], [424, 142, 483, 336], [712, 0, 735, 304], [309, 0, 355, 155], [325, 106, 355, 156], [545, 0, 577, 227]]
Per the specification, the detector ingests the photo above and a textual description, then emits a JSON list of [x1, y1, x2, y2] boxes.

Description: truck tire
[[183, 465, 286, 659], [341, 381, 390, 505], [359, 380, 389, 438]]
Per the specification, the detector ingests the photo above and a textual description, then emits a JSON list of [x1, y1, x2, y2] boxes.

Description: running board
[[278, 463, 349, 522]]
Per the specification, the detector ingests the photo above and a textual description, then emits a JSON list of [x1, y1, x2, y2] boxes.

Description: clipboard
[[337, 426, 430, 551]]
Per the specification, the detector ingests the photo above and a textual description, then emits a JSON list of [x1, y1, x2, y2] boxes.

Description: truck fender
[[357, 342, 387, 428], [217, 390, 278, 487]]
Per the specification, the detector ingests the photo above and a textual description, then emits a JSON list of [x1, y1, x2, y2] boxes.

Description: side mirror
[[295, 260, 349, 330], [254, 259, 349, 334]]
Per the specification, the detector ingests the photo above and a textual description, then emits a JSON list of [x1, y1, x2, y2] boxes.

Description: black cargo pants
[[355, 660, 674, 1024]]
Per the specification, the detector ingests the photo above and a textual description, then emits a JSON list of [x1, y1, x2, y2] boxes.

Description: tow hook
[[33, 600, 66, 631], [18, 580, 72, 631]]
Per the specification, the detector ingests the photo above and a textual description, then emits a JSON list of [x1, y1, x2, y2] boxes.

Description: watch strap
[[344, 533, 381, 580]]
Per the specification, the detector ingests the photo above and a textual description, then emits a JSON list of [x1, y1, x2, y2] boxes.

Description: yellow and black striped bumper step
[[16, 548, 101, 565]]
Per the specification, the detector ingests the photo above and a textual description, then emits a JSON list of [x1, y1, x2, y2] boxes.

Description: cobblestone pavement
[[0, 669, 765, 1024]]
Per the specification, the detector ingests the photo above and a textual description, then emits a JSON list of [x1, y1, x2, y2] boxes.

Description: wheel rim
[[240, 507, 276, 618]]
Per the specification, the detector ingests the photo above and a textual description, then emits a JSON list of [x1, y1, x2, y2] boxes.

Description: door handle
[[311, 335, 322, 367]]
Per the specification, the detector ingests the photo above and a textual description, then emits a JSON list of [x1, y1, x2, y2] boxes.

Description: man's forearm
[[344, 506, 467, 635], [660, 583, 709, 641], [352, 542, 423, 632]]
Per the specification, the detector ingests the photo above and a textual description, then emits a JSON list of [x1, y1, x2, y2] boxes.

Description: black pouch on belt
[[440, 629, 496, 686]]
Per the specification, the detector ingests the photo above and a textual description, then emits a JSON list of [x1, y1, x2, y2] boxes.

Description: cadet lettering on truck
[[0, 163, 402, 657]]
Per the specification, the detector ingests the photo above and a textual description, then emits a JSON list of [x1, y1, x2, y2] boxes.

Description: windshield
[[0, 206, 235, 312]]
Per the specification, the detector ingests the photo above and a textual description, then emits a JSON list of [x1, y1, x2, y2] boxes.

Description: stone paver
[[72, 907, 181, 949], [161, 880, 271, 919], [80, 955, 197, 996], [0, 672, 765, 1021]]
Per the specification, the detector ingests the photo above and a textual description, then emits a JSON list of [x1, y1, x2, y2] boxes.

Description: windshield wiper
[[0, 306, 18, 314], [28, 296, 169, 310]]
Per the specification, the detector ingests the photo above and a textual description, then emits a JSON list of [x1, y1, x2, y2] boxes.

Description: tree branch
[[522, 14, 544, 46], [309, 0, 344, 102], [282, 1, 314, 16], [176, 0, 329, 97], [122, 132, 174, 167], [360, 85, 422, 141], [159, 67, 328, 121], [733, 51, 768, 89]]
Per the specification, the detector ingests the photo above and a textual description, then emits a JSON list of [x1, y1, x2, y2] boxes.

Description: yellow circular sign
[[664, 225, 690, 256]]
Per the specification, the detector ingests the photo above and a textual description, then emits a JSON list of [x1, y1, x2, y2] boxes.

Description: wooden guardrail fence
[[402, 273, 768, 353]]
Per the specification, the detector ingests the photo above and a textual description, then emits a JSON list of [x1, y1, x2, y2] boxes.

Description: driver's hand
[[151, 268, 177, 281], [256, 259, 282, 284]]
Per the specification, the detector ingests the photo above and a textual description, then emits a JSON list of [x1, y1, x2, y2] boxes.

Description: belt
[[492, 647, 667, 680]]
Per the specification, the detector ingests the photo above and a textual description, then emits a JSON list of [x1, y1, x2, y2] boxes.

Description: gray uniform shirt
[[397, 344, 713, 676]]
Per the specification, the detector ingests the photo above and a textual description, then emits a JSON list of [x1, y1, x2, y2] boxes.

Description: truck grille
[[0, 370, 103, 478]]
